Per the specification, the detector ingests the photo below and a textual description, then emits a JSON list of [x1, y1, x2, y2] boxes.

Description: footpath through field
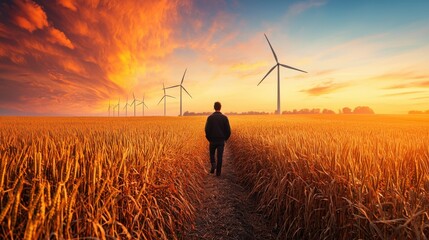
[[185, 147, 275, 240]]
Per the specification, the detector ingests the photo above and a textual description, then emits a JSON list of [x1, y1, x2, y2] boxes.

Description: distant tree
[[322, 109, 335, 114], [408, 110, 424, 114], [353, 106, 374, 114], [300, 108, 310, 114], [311, 108, 320, 114], [342, 107, 352, 114]]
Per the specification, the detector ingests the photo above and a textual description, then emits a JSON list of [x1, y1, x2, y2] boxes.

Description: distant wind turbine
[[108, 100, 111, 117], [109, 99, 119, 117], [130, 93, 138, 117], [257, 33, 307, 114], [165, 68, 192, 116], [158, 83, 175, 116], [123, 96, 129, 116], [117, 98, 120, 117], [137, 94, 148, 116]]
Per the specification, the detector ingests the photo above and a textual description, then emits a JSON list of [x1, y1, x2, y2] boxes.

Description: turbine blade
[[166, 95, 175, 99], [144, 103, 148, 108], [257, 65, 277, 86], [279, 63, 307, 73], [133, 92, 135, 99], [264, 33, 278, 63], [157, 96, 165, 105], [181, 68, 187, 84], [165, 85, 180, 89], [182, 86, 192, 98]]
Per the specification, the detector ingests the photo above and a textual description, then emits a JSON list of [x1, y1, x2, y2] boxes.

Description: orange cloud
[[12, 0, 48, 32], [47, 27, 74, 49], [60, 59, 85, 74], [57, 0, 77, 11], [384, 81, 429, 89], [301, 81, 348, 96]]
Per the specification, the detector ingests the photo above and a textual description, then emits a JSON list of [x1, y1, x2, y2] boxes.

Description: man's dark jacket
[[205, 112, 231, 144]]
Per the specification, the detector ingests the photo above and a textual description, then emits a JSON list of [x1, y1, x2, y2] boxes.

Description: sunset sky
[[1, 0, 428, 116]]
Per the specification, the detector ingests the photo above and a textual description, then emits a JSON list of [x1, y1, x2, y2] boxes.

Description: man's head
[[214, 102, 221, 111]]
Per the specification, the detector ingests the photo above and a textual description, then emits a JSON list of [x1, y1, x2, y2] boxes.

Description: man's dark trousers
[[209, 142, 224, 176]]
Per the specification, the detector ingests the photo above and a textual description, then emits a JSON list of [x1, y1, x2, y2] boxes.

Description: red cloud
[[301, 81, 348, 96], [47, 27, 74, 49], [12, 0, 48, 32], [57, 0, 77, 11]]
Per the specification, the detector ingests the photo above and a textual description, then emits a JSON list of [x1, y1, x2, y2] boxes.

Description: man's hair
[[214, 102, 221, 111]]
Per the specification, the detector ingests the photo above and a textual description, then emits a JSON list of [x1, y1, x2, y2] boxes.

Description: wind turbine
[[123, 96, 129, 116], [165, 68, 192, 116], [130, 93, 138, 117], [158, 83, 175, 116], [257, 33, 307, 114], [108, 100, 111, 117], [137, 94, 148, 116], [113, 99, 119, 116], [112, 102, 116, 117], [116, 98, 120, 117]]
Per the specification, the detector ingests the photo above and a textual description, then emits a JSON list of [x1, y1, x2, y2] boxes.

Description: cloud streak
[[384, 81, 429, 89], [301, 81, 348, 96], [382, 91, 425, 97]]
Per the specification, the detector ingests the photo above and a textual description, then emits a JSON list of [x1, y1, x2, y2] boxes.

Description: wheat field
[[228, 114, 429, 239], [1, 115, 429, 239], [0, 117, 207, 239]]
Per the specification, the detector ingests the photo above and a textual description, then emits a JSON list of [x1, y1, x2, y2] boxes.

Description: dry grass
[[228, 114, 429, 239], [0, 116, 207, 239], [2, 114, 429, 239]]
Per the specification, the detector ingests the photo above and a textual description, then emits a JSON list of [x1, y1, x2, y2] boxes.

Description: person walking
[[205, 102, 231, 176]]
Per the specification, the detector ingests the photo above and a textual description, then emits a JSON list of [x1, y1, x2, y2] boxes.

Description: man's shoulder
[[208, 112, 228, 119]]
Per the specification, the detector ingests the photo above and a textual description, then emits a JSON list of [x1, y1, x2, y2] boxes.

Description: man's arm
[[224, 117, 231, 141], [205, 117, 211, 141]]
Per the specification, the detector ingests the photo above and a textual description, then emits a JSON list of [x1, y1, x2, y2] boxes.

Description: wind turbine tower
[[123, 96, 129, 116], [117, 98, 120, 117], [130, 93, 138, 117], [137, 94, 149, 116], [166, 68, 192, 116], [158, 83, 175, 116], [257, 34, 307, 114]]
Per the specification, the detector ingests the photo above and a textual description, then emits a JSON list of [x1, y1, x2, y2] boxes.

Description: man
[[205, 102, 231, 176]]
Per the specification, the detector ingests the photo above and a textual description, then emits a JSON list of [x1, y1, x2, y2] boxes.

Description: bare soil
[[185, 147, 276, 240]]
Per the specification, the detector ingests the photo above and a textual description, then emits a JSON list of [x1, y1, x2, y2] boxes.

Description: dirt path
[[185, 147, 276, 240]]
